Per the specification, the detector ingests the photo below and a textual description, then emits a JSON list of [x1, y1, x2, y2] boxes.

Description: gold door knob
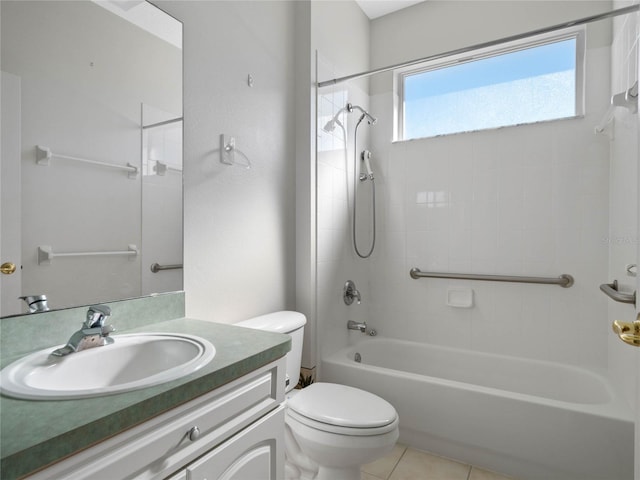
[[612, 315, 640, 347], [0, 262, 16, 275]]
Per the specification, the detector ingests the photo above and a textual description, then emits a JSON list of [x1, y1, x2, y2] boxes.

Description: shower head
[[323, 116, 344, 133], [347, 102, 377, 125], [323, 107, 346, 133]]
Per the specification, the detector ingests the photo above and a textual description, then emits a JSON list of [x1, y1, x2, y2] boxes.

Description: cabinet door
[[185, 406, 284, 480]]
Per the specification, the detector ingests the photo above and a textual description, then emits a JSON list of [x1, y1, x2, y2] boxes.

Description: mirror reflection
[[0, 0, 183, 316]]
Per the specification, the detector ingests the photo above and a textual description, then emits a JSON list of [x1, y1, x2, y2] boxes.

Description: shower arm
[[347, 103, 377, 125]]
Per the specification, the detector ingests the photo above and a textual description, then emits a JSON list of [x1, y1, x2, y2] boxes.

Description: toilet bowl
[[236, 312, 399, 480], [286, 382, 399, 480]]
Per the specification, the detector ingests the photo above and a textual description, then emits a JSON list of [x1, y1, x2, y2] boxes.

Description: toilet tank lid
[[236, 311, 306, 334]]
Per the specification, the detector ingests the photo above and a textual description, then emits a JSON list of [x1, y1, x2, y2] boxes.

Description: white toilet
[[237, 311, 399, 480]]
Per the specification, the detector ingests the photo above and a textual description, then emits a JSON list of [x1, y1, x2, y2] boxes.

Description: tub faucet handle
[[343, 280, 361, 305]]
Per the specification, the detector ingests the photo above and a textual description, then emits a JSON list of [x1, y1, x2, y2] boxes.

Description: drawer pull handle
[[187, 426, 200, 441]]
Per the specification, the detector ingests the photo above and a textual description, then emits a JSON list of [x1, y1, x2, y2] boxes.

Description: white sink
[[0, 333, 216, 400]]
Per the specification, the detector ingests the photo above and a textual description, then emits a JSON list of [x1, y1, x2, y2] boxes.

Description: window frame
[[393, 26, 586, 141]]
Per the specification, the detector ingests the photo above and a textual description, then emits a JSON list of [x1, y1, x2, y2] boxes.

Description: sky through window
[[402, 37, 577, 138]]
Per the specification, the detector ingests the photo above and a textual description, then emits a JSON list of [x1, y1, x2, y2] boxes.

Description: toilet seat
[[286, 383, 398, 436], [286, 408, 399, 436]]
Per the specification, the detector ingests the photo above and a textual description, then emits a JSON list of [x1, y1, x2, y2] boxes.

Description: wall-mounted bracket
[[219, 134, 250, 169], [612, 80, 638, 113], [220, 134, 236, 166], [595, 81, 638, 138], [154, 161, 168, 176], [36, 145, 52, 165], [38, 246, 53, 265]]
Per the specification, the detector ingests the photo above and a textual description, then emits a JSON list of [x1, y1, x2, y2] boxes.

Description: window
[[396, 28, 585, 140]]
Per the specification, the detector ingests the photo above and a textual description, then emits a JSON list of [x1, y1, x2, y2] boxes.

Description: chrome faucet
[[20, 295, 49, 313], [347, 320, 367, 332], [343, 280, 361, 305], [51, 305, 115, 357], [347, 320, 377, 336]]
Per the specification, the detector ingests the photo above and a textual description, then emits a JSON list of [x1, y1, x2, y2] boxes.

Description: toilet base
[[315, 465, 361, 480], [285, 461, 360, 480]]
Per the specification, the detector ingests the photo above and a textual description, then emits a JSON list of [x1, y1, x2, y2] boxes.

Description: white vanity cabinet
[[28, 359, 285, 480], [168, 407, 283, 480]]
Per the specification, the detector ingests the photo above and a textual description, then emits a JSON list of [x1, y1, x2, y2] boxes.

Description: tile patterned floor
[[361, 445, 515, 480]]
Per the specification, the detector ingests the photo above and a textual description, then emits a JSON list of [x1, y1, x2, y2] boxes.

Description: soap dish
[[447, 288, 474, 308]]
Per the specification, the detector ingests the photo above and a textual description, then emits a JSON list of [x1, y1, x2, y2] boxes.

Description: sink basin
[[0, 333, 215, 400]]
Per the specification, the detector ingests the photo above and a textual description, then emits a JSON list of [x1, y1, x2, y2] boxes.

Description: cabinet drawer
[[28, 359, 285, 480], [168, 406, 284, 480]]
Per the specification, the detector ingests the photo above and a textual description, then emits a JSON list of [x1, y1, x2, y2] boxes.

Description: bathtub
[[321, 337, 634, 480]]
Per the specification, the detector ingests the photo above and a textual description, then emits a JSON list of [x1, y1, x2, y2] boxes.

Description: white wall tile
[[366, 43, 610, 368], [607, 2, 639, 409], [315, 0, 617, 375]]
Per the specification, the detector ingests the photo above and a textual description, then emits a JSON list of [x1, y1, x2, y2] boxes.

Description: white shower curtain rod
[[318, 4, 640, 88]]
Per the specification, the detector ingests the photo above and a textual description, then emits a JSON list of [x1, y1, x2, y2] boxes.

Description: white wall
[[159, 1, 297, 323], [370, 1, 611, 76], [315, 1, 617, 372], [608, 0, 639, 410]]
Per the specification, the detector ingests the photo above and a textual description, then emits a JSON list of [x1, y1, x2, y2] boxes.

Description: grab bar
[[600, 280, 636, 305], [38, 245, 138, 265], [150, 263, 183, 273], [36, 146, 138, 179], [409, 268, 574, 288]]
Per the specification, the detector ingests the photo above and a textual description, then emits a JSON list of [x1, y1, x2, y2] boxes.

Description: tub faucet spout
[[347, 320, 367, 333], [20, 295, 49, 313]]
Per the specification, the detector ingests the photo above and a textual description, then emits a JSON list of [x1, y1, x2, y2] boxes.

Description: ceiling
[[93, 0, 182, 49], [355, 0, 425, 19]]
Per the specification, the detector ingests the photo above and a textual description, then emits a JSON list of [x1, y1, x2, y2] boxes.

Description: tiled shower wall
[[366, 107, 611, 368], [317, 71, 374, 360], [363, 27, 613, 370], [313, 0, 373, 365], [608, 0, 639, 408], [315, 2, 632, 376]]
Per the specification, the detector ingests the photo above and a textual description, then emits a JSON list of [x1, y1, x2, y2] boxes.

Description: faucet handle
[[101, 324, 116, 345], [85, 304, 112, 328], [343, 280, 362, 305], [102, 324, 115, 335]]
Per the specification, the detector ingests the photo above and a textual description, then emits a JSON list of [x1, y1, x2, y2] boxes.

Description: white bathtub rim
[[323, 336, 634, 423]]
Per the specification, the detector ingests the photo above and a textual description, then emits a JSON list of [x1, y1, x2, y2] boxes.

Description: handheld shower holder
[[360, 150, 374, 181]]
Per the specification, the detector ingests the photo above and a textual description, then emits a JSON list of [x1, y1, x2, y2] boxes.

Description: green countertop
[[0, 318, 290, 479]]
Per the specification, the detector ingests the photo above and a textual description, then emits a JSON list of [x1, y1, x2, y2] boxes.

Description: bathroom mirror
[[0, 0, 183, 317]]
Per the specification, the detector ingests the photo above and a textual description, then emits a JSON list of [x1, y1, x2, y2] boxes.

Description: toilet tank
[[236, 311, 306, 392]]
